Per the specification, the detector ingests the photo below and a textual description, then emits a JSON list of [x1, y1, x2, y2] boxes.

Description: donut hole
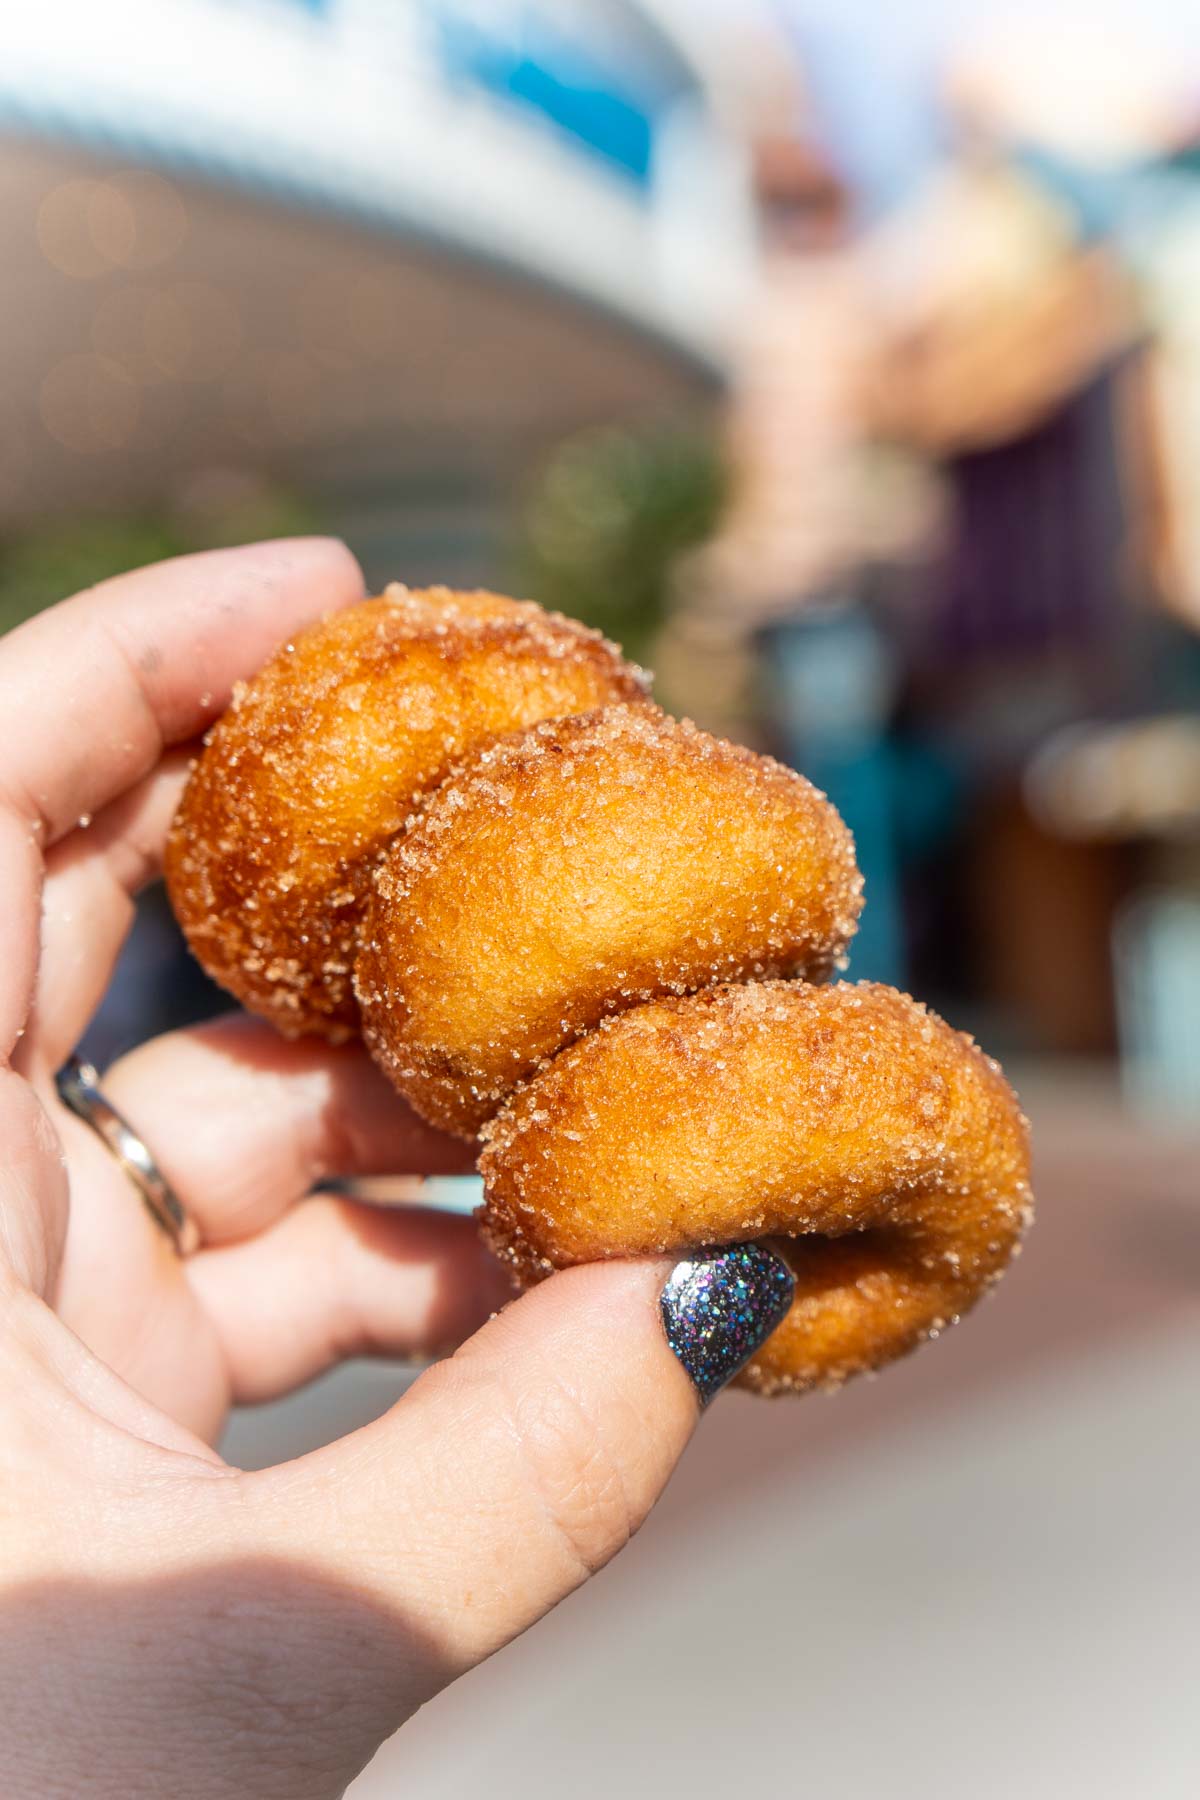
[[744, 1226, 962, 1393]]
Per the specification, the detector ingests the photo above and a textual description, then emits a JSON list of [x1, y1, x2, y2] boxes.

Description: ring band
[[56, 1057, 200, 1256]]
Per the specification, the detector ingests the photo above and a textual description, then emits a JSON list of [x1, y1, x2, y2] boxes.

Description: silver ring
[[56, 1057, 200, 1256]]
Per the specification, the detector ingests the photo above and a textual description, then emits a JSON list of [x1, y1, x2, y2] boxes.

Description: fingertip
[[245, 1255, 701, 1677], [424, 1254, 701, 1511], [0, 535, 370, 849], [466, 1256, 695, 1413], [244, 534, 365, 597]]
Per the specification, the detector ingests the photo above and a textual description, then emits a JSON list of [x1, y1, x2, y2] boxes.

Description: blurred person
[[928, 13, 1200, 1078], [870, 11, 1200, 743], [856, 37, 1187, 1054], [0, 539, 795, 1798], [661, 131, 936, 985], [664, 130, 934, 738]]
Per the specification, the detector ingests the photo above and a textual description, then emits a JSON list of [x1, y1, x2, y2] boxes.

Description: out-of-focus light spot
[[1027, 718, 1200, 840], [37, 180, 117, 279], [294, 271, 396, 370], [86, 182, 139, 267], [102, 171, 188, 270], [36, 171, 187, 281], [91, 283, 242, 385], [224, 350, 320, 445], [90, 285, 161, 381], [146, 283, 243, 381], [39, 354, 140, 453], [89, 280, 241, 383]]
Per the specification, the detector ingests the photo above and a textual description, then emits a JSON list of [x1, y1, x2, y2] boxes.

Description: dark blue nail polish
[[660, 1243, 794, 1406]]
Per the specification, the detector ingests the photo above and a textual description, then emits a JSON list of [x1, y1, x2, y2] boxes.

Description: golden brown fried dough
[[165, 587, 647, 1038], [479, 981, 1032, 1393], [356, 705, 862, 1137]]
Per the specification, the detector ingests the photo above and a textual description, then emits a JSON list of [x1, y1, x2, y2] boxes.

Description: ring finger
[[100, 1012, 475, 1246], [51, 1015, 486, 1432]]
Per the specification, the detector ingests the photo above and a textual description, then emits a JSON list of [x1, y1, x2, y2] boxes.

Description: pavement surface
[[220, 1068, 1200, 1799]]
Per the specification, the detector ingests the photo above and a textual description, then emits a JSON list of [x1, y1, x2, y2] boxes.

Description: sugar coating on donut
[[479, 981, 1032, 1394], [165, 586, 649, 1038], [355, 705, 863, 1137]]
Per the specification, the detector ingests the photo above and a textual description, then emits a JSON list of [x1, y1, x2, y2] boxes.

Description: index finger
[[0, 537, 362, 1054], [0, 537, 363, 846]]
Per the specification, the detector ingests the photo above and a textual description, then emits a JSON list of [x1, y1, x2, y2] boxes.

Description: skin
[[0, 541, 700, 1800]]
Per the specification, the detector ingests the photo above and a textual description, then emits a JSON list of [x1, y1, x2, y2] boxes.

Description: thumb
[[244, 1243, 793, 1676]]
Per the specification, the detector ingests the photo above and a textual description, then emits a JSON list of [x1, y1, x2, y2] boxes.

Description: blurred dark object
[[1024, 710, 1200, 1109], [916, 362, 1142, 742], [511, 425, 725, 664], [79, 883, 229, 1072], [760, 601, 904, 985], [969, 786, 1129, 1056]]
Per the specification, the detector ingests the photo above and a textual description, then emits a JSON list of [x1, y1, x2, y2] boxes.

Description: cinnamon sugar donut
[[479, 981, 1032, 1393], [167, 580, 1031, 1397], [355, 705, 863, 1137], [165, 586, 647, 1038]]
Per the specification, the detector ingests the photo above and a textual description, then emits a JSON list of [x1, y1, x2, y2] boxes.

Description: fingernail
[[660, 1243, 795, 1407]]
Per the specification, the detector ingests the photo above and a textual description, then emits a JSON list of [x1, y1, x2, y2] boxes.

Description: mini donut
[[479, 981, 1032, 1393], [165, 586, 647, 1038], [355, 705, 863, 1138]]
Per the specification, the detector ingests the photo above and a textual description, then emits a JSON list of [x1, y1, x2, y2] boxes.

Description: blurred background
[[3, 1, 1199, 1794]]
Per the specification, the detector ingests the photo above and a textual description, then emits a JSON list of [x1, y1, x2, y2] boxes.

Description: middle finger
[[98, 1013, 476, 1247]]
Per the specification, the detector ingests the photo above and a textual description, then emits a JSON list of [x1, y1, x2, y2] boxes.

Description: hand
[[0, 541, 790, 1799]]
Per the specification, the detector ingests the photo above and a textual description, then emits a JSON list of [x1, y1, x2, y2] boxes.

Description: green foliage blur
[[0, 481, 314, 637], [509, 425, 726, 664], [0, 429, 726, 658]]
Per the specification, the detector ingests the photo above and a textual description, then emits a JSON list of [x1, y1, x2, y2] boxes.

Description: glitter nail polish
[[660, 1243, 795, 1406]]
